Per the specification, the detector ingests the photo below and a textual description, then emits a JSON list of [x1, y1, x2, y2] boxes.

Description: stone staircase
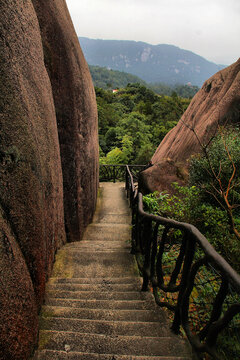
[[34, 182, 192, 360]]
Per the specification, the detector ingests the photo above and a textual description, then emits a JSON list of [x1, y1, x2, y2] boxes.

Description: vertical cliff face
[[0, 0, 66, 358], [0, 1, 99, 358], [32, 0, 99, 242], [140, 59, 240, 193]]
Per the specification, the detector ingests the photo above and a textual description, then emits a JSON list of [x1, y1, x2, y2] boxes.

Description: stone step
[[45, 298, 149, 310], [37, 331, 191, 357], [48, 277, 141, 285], [35, 350, 191, 360], [94, 213, 131, 224], [45, 290, 151, 301], [50, 243, 136, 277], [51, 251, 139, 278], [41, 306, 166, 323], [46, 283, 141, 292], [64, 240, 131, 250], [34, 183, 192, 360], [62, 249, 131, 254], [82, 223, 131, 241], [40, 318, 172, 337]]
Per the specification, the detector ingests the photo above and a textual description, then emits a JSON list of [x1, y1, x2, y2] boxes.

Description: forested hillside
[[97, 83, 191, 164], [89, 65, 199, 97]]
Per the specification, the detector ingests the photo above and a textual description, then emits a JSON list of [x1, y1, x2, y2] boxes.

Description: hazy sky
[[65, 0, 239, 65]]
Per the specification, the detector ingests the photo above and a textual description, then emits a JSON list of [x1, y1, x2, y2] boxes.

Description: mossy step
[[41, 306, 167, 322], [37, 331, 191, 357], [35, 349, 191, 360], [40, 317, 172, 337]]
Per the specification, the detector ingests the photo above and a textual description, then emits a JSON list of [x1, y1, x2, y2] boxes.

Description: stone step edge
[[86, 223, 131, 227], [48, 277, 140, 281], [40, 316, 167, 327], [39, 329, 176, 340], [44, 298, 146, 303], [44, 299, 147, 309], [34, 349, 191, 360], [41, 306, 159, 314]]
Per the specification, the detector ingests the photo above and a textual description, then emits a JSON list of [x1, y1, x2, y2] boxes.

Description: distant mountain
[[79, 37, 225, 87]]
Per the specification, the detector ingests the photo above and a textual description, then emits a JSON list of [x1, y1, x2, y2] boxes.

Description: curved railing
[[125, 165, 240, 360]]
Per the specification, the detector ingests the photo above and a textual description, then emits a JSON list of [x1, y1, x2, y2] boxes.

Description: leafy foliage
[[97, 83, 191, 164], [143, 132, 240, 272]]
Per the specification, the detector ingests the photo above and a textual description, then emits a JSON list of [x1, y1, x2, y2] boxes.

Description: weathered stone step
[[51, 251, 139, 278], [41, 306, 166, 322], [37, 331, 191, 357], [94, 213, 131, 224], [64, 240, 131, 250], [48, 277, 141, 285], [83, 223, 131, 241], [47, 283, 141, 292], [62, 249, 130, 254], [35, 349, 191, 360], [46, 290, 151, 301], [40, 318, 172, 337], [45, 298, 149, 310]]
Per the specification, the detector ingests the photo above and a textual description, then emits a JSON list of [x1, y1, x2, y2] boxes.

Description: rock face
[[32, 0, 99, 242], [140, 59, 240, 193], [0, 210, 38, 360], [0, 0, 98, 359], [0, 1, 66, 357]]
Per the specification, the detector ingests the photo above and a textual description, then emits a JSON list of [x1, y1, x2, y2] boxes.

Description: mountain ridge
[[79, 37, 225, 87]]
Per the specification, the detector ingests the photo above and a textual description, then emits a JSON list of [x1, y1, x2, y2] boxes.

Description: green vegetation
[[149, 83, 199, 98], [90, 65, 199, 97], [97, 83, 191, 164], [143, 127, 240, 272], [89, 65, 146, 89]]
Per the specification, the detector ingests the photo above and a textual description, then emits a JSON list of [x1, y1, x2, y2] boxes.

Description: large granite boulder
[[32, 0, 99, 242], [0, 210, 38, 360], [140, 59, 240, 193], [0, 0, 66, 358]]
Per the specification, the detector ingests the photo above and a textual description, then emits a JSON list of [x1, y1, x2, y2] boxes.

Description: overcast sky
[[66, 0, 239, 65]]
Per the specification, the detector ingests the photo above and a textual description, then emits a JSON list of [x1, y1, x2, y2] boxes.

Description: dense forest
[[90, 65, 199, 97], [97, 83, 191, 165]]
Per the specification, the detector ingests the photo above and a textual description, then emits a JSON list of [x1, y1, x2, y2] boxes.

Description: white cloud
[[66, 0, 240, 65]]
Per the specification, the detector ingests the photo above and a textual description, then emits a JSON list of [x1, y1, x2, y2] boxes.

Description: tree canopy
[[97, 83, 191, 164]]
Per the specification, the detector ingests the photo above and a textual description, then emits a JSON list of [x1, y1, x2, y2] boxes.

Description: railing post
[[171, 232, 195, 334]]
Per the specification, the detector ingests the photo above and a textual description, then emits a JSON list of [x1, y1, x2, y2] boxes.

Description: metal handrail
[[125, 165, 240, 360], [99, 164, 146, 183]]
